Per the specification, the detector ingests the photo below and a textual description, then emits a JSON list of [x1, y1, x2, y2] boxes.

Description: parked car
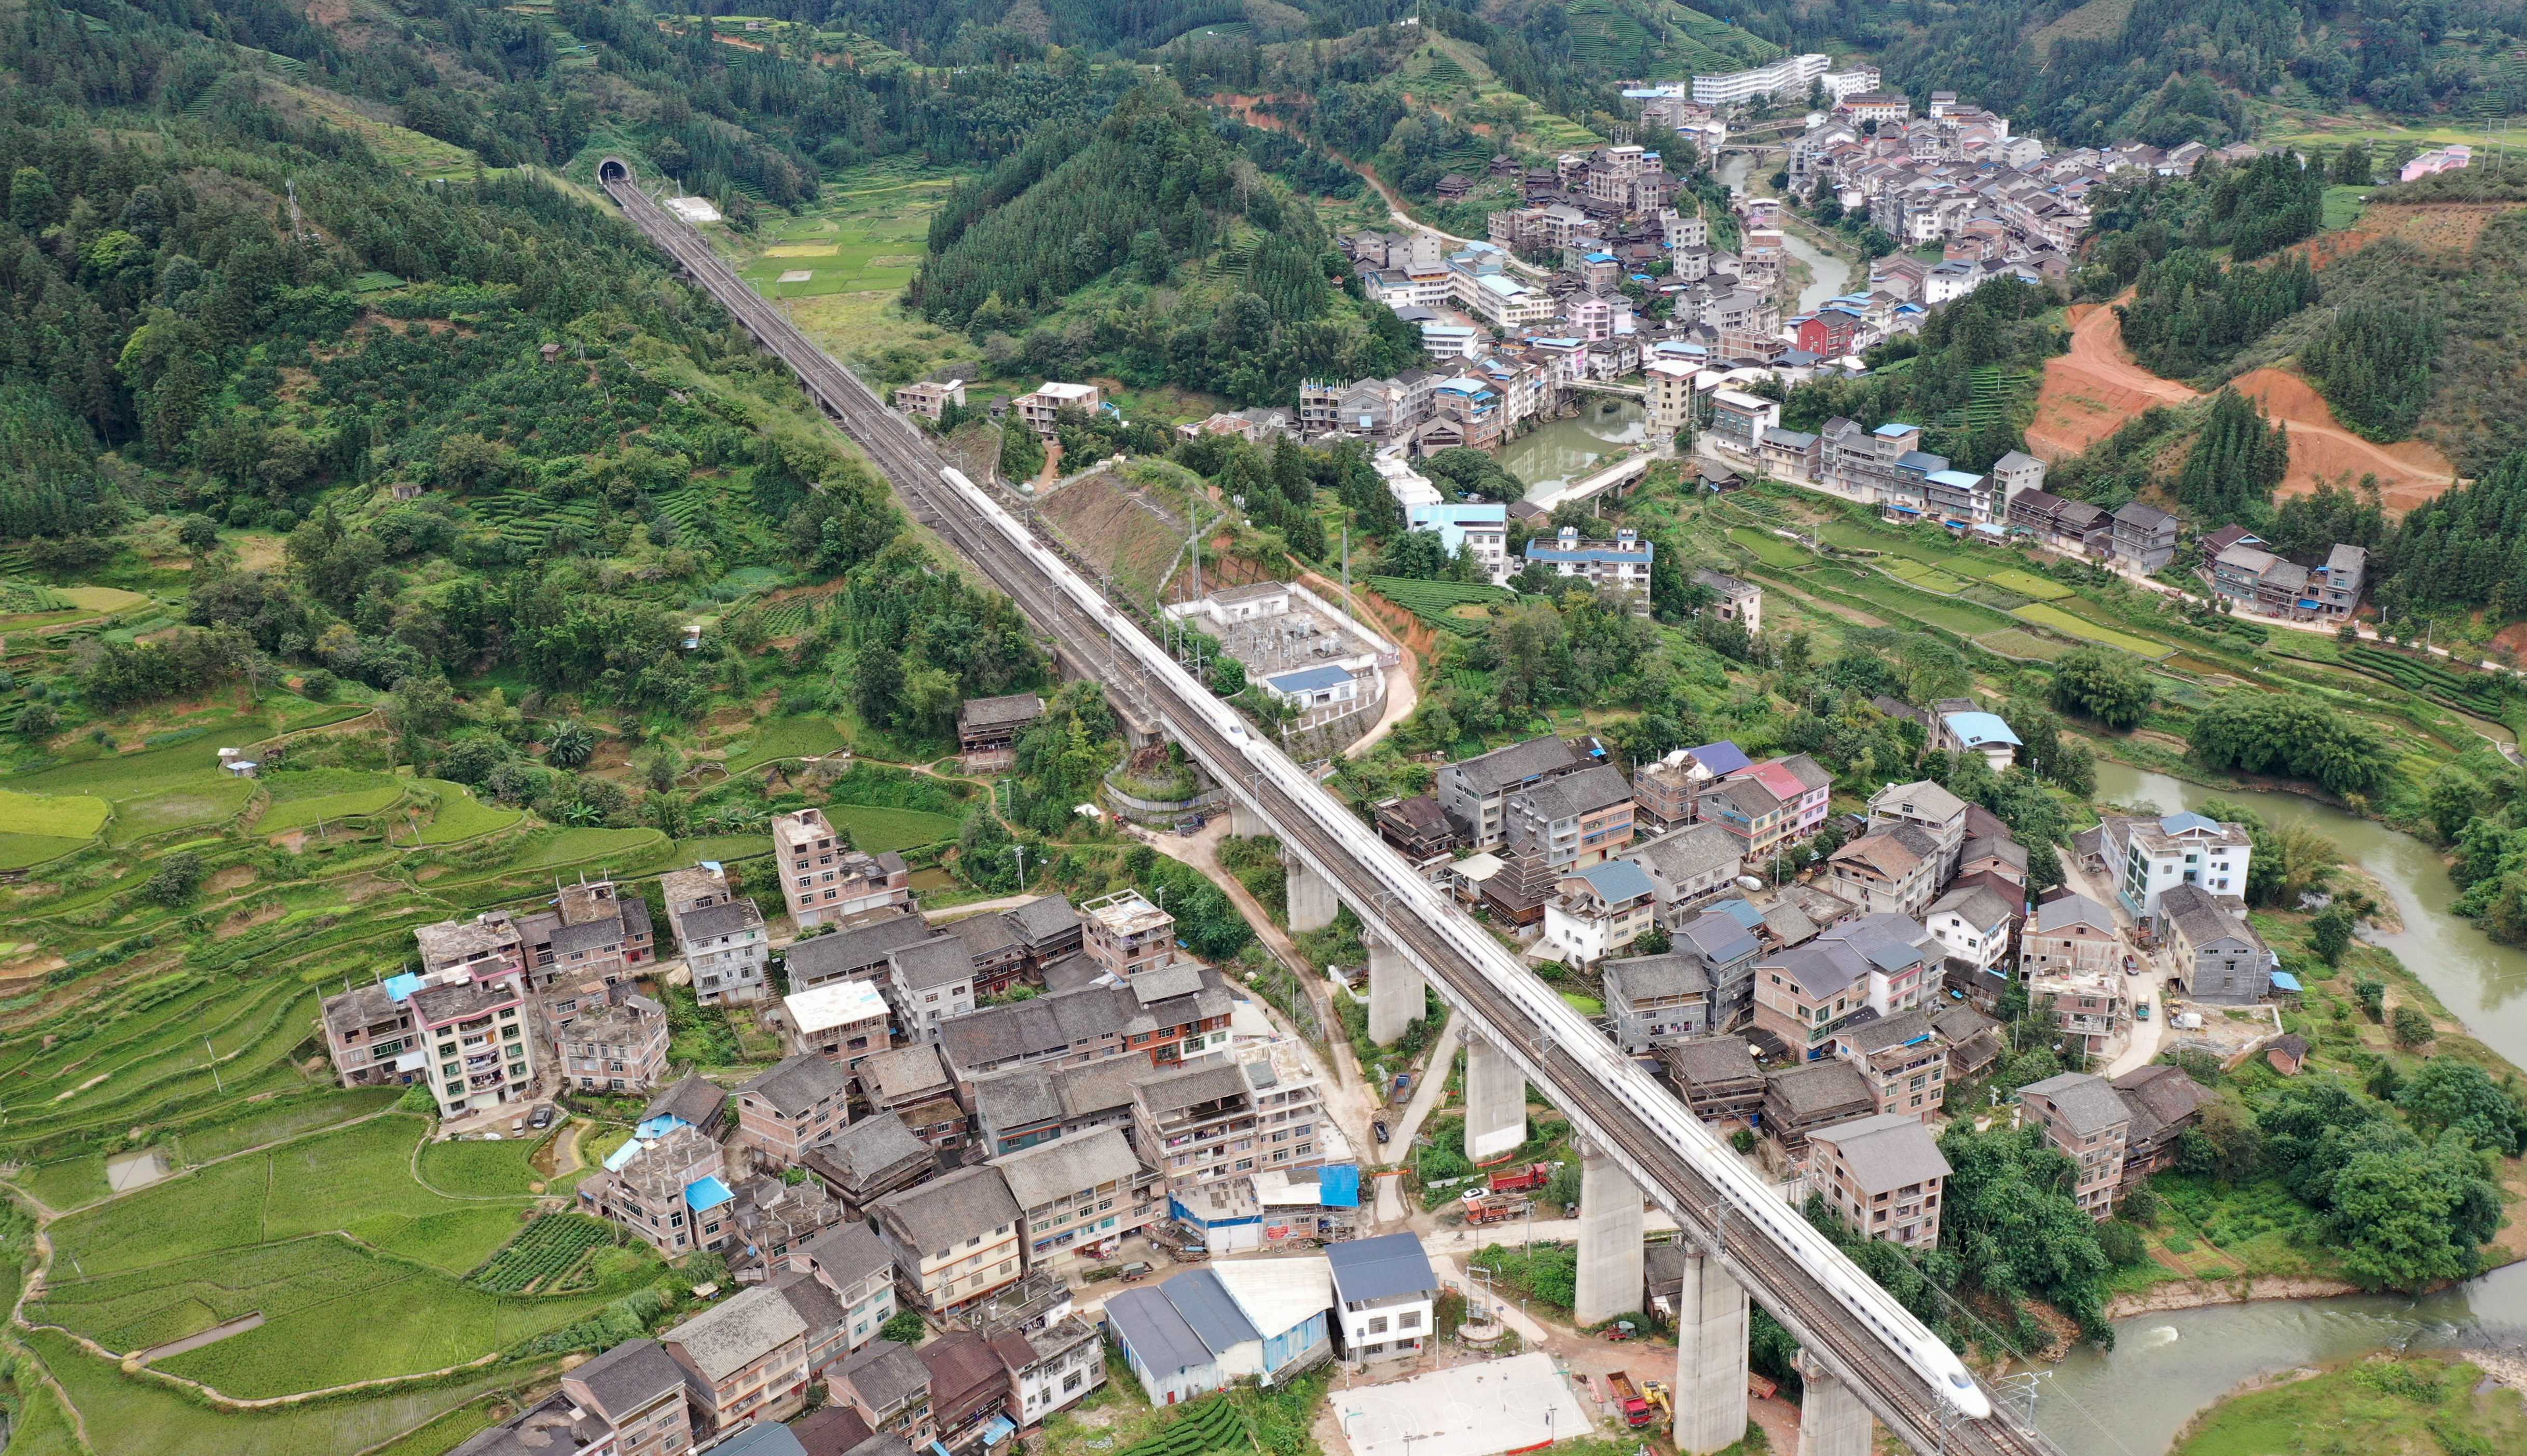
[[2134, 1001, 2151, 1021], [530, 1105, 556, 1129], [1372, 1117, 1391, 1144]]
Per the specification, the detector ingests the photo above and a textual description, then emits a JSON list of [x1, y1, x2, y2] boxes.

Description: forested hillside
[[909, 83, 1422, 407]]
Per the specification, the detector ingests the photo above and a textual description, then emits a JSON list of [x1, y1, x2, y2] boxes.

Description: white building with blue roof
[[1934, 707, 2023, 772], [1542, 856, 1661, 967], [2100, 811, 2255, 925], [1519, 526, 1655, 613], [1105, 1257, 1336, 1403], [1260, 665, 1363, 726], [1407, 501, 1511, 584], [1325, 1232, 1437, 1362]]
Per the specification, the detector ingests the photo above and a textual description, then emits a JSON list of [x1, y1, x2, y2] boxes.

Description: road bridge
[[598, 158, 2064, 1456]]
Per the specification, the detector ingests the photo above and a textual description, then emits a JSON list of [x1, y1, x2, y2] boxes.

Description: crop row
[[2341, 645, 2509, 715], [1119, 1396, 1248, 1456], [472, 1215, 612, 1293]]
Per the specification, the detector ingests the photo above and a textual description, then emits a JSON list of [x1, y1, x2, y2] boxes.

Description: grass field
[[2172, 1355, 2523, 1456], [0, 786, 111, 838], [1982, 568, 2073, 601], [724, 714, 847, 770], [1724, 526, 1808, 568], [34, 1114, 638, 1397], [2013, 602, 2176, 657], [414, 778, 525, 843], [1879, 557, 1973, 594], [0, 829, 97, 867], [1975, 628, 2073, 661], [827, 802, 960, 854], [259, 782, 406, 832]]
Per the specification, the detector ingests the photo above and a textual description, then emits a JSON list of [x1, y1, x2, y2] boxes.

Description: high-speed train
[[933, 465, 1990, 1422]]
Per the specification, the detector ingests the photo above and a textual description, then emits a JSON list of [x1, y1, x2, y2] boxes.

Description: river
[[1712, 153, 1854, 315], [2023, 760, 2527, 1454], [1499, 399, 1646, 501]]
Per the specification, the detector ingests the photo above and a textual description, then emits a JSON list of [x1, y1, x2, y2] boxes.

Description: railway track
[[598, 161, 2064, 1456]]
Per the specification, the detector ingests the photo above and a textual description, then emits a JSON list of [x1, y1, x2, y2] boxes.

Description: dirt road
[[2026, 300, 2457, 508]]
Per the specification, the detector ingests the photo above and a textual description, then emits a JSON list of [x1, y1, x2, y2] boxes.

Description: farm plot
[[1879, 557, 1972, 594], [724, 714, 847, 770], [1982, 568, 2073, 601], [1975, 628, 2073, 662], [470, 1215, 613, 1294], [413, 779, 524, 843], [2013, 603, 2175, 657], [826, 803, 960, 854], [419, 1131, 554, 1197], [1368, 576, 1517, 637], [2340, 644, 2515, 719], [259, 778, 406, 832], [1723, 526, 1808, 568]]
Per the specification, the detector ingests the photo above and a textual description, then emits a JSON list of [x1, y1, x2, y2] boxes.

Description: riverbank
[[2165, 1352, 2526, 1456], [2103, 1275, 2364, 1321]]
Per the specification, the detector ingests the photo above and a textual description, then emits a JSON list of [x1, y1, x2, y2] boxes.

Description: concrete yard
[[1330, 1351, 1593, 1456]]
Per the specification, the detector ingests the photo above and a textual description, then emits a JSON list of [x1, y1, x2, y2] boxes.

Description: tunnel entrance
[[598, 158, 630, 185]]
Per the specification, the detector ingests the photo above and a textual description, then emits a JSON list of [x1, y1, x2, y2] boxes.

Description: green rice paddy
[[2012, 602, 2176, 658]]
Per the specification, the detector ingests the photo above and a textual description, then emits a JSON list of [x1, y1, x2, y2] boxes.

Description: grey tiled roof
[[1766, 1059, 1875, 1118], [1632, 823, 1741, 883], [1448, 735, 1581, 794], [741, 1053, 852, 1118], [1006, 895, 1082, 944], [2021, 1072, 2131, 1137], [1835, 1006, 1939, 1055], [1512, 763, 1631, 823], [833, 1339, 930, 1413], [990, 1125, 1145, 1210], [787, 913, 936, 984], [1810, 1111, 1951, 1193], [565, 1338, 685, 1419], [1602, 953, 1711, 1004], [1663, 1035, 1762, 1087], [2158, 884, 2258, 951], [796, 1220, 892, 1285], [804, 1112, 935, 1191], [871, 1163, 1019, 1249], [675, 897, 764, 942], [890, 937, 978, 992], [645, 1071, 727, 1130], [665, 1285, 808, 1381], [860, 1044, 949, 1103], [2034, 892, 2115, 935]]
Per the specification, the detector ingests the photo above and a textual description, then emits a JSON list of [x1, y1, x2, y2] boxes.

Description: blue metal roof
[[1526, 544, 1652, 565], [634, 1114, 687, 1140], [1319, 1163, 1362, 1208], [1266, 665, 1354, 695], [2269, 969, 2302, 993], [1326, 1232, 1437, 1303], [1690, 741, 1753, 776], [2159, 811, 2221, 835], [1897, 450, 1951, 473], [1106, 1287, 1213, 1375], [1872, 422, 1915, 437], [1578, 858, 1656, 904], [1710, 896, 1766, 932], [383, 972, 423, 1001], [684, 1175, 734, 1213], [1164, 1268, 1260, 1356], [1942, 710, 2022, 748], [1926, 469, 1985, 488]]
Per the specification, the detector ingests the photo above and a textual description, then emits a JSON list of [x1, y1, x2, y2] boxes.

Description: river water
[[1711, 154, 1853, 315], [1500, 399, 1646, 502], [2022, 760, 2527, 1454]]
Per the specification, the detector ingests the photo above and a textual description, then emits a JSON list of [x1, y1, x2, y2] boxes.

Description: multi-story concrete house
[[1829, 1007, 1949, 1120], [773, 808, 912, 930], [2007, 489, 2113, 555], [1762, 1059, 1878, 1161], [1675, 900, 1767, 1028], [2109, 501, 2178, 572], [1013, 381, 1101, 438], [871, 1164, 1025, 1314], [966, 1056, 1161, 1158], [517, 879, 657, 996], [1819, 417, 1945, 509], [785, 1221, 898, 1358], [991, 1125, 1161, 1266], [662, 863, 769, 1007], [407, 966, 540, 1118], [2158, 884, 2271, 1003], [735, 1054, 854, 1172], [1823, 823, 1944, 920], [1690, 568, 1764, 635], [1738, 754, 1833, 844], [2102, 810, 2254, 924], [988, 1315, 1107, 1427], [785, 911, 937, 993], [1435, 735, 1588, 849], [1694, 773, 1795, 870], [2022, 892, 2121, 977], [2018, 1073, 2131, 1218], [1520, 527, 1655, 611], [558, 1339, 695, 1456], [801, 1111, 939, 1216], [1326, 1233, 1438, 1363], [1133, 1057, 1285, 1188], [1080, 891, 1174, 980], [859, 1043, 968, 1152], [559, 992, 671, 1094], [1631, 740, 1750, 831], [580, 1122, 734, 1254], [779, 978, 892, 1073], [830, 1341, 935, 1450], [1663, 1035, 1768, 1122], [1865, 779, 1969, 882], [1926, 883, 2017, 981], [1541, 858, 1659, 967], [1808, 1112, 1951, 1249], [2314, 543, 2367, 617], [1505, 763, 1636, 874], [319, 979, 425, 1093], [938, 969, 1235, 1085], [922, 1329, 1014, 1454], [1602, 951, 1713, 1053], [1628, 822, 1744, 925], [1753, 916, 1934, 1059], [2033, 966, 2125, 1057], [888, 937, 979, 1043], [1706, 388, 1780, 449]]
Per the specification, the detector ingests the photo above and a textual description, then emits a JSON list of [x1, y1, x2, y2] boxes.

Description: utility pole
[[1008, 843, 1027, 888], [205, 1037, 223, 1093]]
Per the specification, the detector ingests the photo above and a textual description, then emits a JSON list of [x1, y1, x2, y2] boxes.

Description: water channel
[[2024, 760, 2527, 1454], [1712, 153, 1855, 315], [1499, 398, 1646, 501]]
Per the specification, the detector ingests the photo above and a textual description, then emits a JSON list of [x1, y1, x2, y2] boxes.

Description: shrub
[[881, 1309, 925, 1344], [2391, 1005, 2436, 1049]]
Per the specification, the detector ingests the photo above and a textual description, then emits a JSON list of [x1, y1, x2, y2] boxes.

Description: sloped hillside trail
[[2027, 296, 2457, 508]]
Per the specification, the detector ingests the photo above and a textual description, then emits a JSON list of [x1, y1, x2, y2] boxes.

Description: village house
[[1602, 951, 1713, 1053], [1809, 1112, 1951, 1249], [1752, 915, 1934, 1059], [1542, 857, 1660, 968], [1081, 890, 1175, 979], [1673, 900, 1768, 1027], [956, 693, 1045, 773], [1661, 1035, 1768, 1123], [1519, 527, 1656, 612], [2018, 1072, 2131, 1218], [785, 911, 938, 993], [515, 879, 657, 1000], [966, 1056, 1160, 1158], [662, 1284, 813, 1433], [1690, 568, 1763, 634], [780, 978, 893, 1075], [801, 1111, 940, 1216], [1830, 1007, 1951, 1120], [785, 1220, 899, 1358], [1326, 1233, 1438, 1363], [1435, 735, 1590, 849], [1013, 381, 1101, 438], [1628, 822, 1746, 924], [2158, 883, 2272, 1003], [2108, 501, 2178, 573], [1630, 740, 1750, 832], [2034, 966, 2126, 1057], [579, 1123, 735, 1255], [1823, 824, 1944, 919], [991, 1125, 1162, 1266], [1762, 1059, 1878, 1162], [1931, 707, 2022, 772], [938, 967, 1235, 1085], [990, 1313, 1108, 1427], [1373, 794, 1457, 869], [894, 378, 965, 421], [830, 1340, 936, 1450], [1506, 763, 1638, 874], [773, 808, 914, 930], [2101, 811, 2255, 925], [921, 1330, 1014, 1454], [559, 992, 671, 1094], [1131, 1053, 1328, 1188], [735, 1054, 855, 1172], [2022, 892, 2122, 977], [889, 937, 981, 1043], [644, 1072, 730, 1140], [1926, 882, 2017, 981], [662, 863, 771, 1007], [872, 1163, 1025, 1315], [860, 1043, 969, 1152], [2007, 489, 2113, 555], [1865, 779, 1969, 882], [2112, 1064, 2209, 1188], [557, 1339, 695, 1456]]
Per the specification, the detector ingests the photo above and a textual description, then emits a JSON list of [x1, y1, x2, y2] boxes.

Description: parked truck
[[1461, 1193, 1530, 1227], [1488, 1161, 1556, 1194], [1605, 1372, 1655, 1428]]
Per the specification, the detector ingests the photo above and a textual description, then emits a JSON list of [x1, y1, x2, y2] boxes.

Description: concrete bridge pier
[[1671, 1247, 1751, 1454], [1463, 1035, 1527, 1164], [1287, 853, 1338, 933], [1365, 930, 1423, 1047], [1572, 1141, 1646, 1326], [1229, 798, 1268, 838], [1794, 1355, 1874, 1456]]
